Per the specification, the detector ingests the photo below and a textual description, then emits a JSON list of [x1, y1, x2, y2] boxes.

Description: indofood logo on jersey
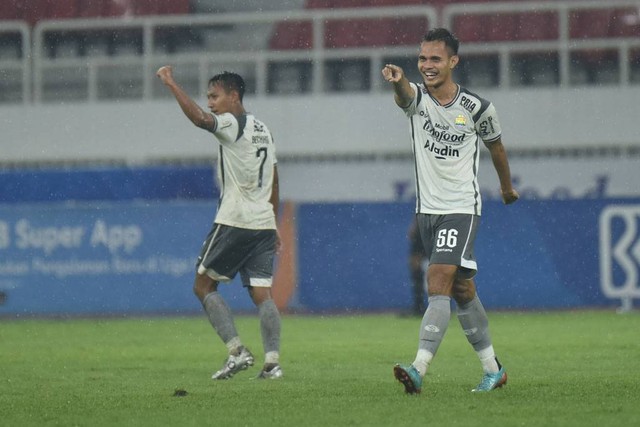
[[420, 112, 465, 146]]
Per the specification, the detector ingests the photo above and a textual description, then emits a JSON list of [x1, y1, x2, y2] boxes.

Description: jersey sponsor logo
[[424, 140, 460, 159], [420, 112, 466, 145], [460, 95, 477, 113], [478, 116, 496, 138]]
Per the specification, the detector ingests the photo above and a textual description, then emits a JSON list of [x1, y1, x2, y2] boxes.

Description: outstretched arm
[[484, 138, 519, 204], [156, 66, 215, 131], [382, 64, 415, 108]]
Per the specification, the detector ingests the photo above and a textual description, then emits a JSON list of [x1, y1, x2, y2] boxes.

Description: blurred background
[[1, 0, 639, 317]]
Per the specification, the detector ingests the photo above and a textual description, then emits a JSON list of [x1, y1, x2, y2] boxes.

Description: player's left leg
[[249, 286, 282, 379], [195, 224, 258, 379], [243, 229, 282, 379], [195, 274, 254, 380], [453, 278, 507, 392]]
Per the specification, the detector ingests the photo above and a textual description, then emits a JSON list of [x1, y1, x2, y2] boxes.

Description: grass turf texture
[[2, 311, 639, 426]]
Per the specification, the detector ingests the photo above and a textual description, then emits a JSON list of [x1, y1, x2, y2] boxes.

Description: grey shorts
[[196, 223, 276, 287], [416, 213, 479, 279]]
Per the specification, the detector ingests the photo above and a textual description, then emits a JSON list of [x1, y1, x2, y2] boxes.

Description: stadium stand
[[0, 0, 191, 23], [2, 0, 640, 103]]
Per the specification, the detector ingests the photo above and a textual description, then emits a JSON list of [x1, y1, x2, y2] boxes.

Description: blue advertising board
[[1, 198, 638, 316], [0, 201, 255, 316], [295, 200, 640, 311]]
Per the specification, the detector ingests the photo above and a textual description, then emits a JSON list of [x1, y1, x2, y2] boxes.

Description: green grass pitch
[[2, 311, 639, 426]]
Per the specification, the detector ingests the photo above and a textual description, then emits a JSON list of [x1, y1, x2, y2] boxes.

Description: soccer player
[[382, 28, 519, 394], [156, 66, 283, 380]]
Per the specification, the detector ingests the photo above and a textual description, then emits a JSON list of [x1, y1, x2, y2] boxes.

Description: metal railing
[[31, 6, 436, 103], [1, 1, 638, 104], [443, 0, 640, 87]]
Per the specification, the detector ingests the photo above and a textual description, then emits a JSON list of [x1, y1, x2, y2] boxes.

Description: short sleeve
[[212, 113, 240, 144], [475, 103, 502, 143], [401, 82, 420, 117]]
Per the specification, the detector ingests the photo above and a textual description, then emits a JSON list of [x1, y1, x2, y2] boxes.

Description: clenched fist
[[156, 65, 174, 85]]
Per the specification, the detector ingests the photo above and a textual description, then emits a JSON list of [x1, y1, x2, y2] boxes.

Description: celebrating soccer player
[[157, 65, 283, 380], [383, 28, 519, 394]]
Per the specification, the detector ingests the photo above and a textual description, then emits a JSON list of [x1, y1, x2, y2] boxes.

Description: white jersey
[[402, 82, 502, 216], [210, 112, 277, 230]]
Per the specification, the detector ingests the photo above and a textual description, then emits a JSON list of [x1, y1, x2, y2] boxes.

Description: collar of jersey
[[424, 84, 461, 108]]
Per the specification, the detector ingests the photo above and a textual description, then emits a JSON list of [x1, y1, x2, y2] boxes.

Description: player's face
[[417, 41, 458, 89], [207, 83, 235, 115]]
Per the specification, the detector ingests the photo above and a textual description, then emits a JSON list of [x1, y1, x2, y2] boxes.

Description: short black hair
[[423, 28, 459, 56], [208, 71, 245, 102]]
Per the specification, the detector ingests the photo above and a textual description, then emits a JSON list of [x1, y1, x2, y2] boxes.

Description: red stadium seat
[[132, 0, 160, 17], [325, 20, 362, 48], [0, 0, 19, 20], [270, 21, 313, 50], [160, 0, 190, 15], [485, 13, 518, 42], [14, 0, 46, 26], [48, 0, 78, 20], [570, 10, 612, 39], [277, 0, 430, 50], [452, 15, 486, 43], [78, 0, 106, 18], [103, 0, 130, 18], [515, 11, 559, 41], [609, 8, 640, 37]]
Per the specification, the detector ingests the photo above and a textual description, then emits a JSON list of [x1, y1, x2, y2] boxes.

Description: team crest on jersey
[[455, 115, 466, 128]]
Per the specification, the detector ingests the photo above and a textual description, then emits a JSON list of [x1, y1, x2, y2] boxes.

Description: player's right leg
[[194, 224, 257, 379], [394, 263, 457, 394], [194, 273, 255, 379]]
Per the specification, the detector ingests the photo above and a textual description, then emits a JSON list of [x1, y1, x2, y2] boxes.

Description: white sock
[[265, 351, 279, 365], [412, 349, 433, 377], [477, 345, 499, 373], [225, 337, 242, 355]]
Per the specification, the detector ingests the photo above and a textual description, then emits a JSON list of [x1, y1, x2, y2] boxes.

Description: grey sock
[[456, 295, 492, 352], [258, 299, 281, 354], [418, 295, 451, 355], [202, 292, 239, 344]]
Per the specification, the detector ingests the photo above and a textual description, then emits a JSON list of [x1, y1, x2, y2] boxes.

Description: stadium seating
[[3, 0, 639, 102], [515, 11, 558, 41], [0, 0, 19, 20], [274, 0, 636, 48], [270, 0, 431, 50], [0, 0, 190, 26]]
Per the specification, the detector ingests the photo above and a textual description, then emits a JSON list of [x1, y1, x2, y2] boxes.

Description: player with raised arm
[[156, 66, 283, 380], [382, 28, 519, 394]]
